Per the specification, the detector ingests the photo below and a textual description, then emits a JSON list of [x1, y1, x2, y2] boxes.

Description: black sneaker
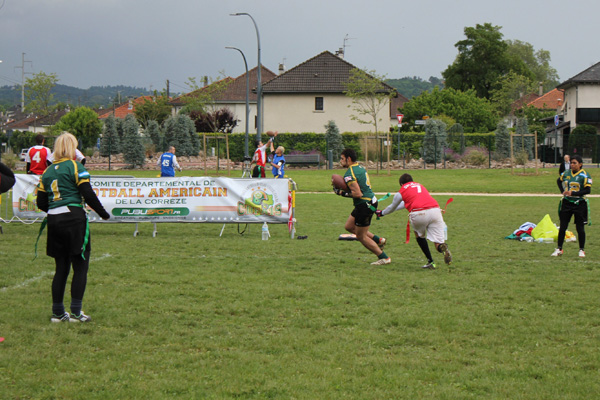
[[70, 311, 92, 323], [51, 312, 70, 323]]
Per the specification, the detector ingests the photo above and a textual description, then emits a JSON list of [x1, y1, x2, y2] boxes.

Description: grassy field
[[1, 169, 599, 399]]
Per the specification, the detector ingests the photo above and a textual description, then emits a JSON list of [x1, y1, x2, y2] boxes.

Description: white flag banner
[[13, 175, 292, 224]]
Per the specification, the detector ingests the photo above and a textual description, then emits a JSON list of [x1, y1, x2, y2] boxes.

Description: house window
[[315, 97, 324, 111], [576, 108, 600, 124]]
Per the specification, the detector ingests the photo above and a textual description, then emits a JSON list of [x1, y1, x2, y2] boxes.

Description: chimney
[[278, 63, 285, 75], [335, 48, 344, 58], [539, 82, 544, 96]]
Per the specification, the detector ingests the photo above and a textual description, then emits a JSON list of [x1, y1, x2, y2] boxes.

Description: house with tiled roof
[[97, 96, 156, 120], [527, 88, 563, 111], [170, 66, 277, 134], [3, 109, 68, 133], [261, 51, 404, 133]]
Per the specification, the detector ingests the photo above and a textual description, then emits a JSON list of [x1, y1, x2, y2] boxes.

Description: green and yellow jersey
[[38, 159, 90, 209], [560, 168, 592, 203], [343, 163, 375, 206]]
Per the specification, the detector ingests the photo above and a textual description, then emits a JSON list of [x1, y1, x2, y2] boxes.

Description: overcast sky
[[0, 0, 597, 93]]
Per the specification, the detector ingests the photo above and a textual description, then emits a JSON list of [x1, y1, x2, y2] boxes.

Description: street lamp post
[[230, 12, 262, 143], [225, 46, 252, 178]]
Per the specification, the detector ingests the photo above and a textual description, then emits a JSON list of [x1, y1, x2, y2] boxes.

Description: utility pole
[[15, 52, 32, 110], [166, 79, 170, 99]]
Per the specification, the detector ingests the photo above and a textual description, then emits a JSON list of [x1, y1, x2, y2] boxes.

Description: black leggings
[[52, 254, 90, 304], [557, 211, 586, 250]]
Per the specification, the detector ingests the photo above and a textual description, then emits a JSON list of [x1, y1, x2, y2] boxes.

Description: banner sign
[[13, 175, 291, 224]]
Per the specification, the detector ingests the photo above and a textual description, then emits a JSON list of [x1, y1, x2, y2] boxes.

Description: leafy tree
[[146, 120, 165, 152], [100, 114, 121, 156], [489, 71, 536, 116], [506, 40, 560, 92], [422, 119, 447, 163], [52, 107, 103, 149], [385, 76, 443, 98], [494, 119, 511, 158], [164, 114, 197, 156], [121, 114, 145, 168], [325, 120, 344, 161], [180, 75, 232, 115], [190, 108, 238, 133], [25, 71, 59, 116], [443, 23, 534, 99], [133, 94, 172, 129], [344, 68, 395, 135], [400, 87, 497, 132]]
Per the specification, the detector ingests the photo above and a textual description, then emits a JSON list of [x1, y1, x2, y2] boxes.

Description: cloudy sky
[[0, 0, 597, 92]]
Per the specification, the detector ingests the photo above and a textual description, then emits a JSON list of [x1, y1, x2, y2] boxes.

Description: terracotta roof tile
[[527, 88, 563, 110], [97, 96, 155, 119]]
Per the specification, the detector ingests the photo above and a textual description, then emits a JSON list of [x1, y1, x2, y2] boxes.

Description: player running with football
[[334, 148, 390, 265], [552, 154, 592, 258], [376, 173, 452, 269]]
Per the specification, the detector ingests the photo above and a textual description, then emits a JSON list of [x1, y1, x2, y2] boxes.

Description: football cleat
[[551, 249, 563, 257], [51, 312, 70, 323], [438, 243, 452, 265], [69, 311, 92, 323], [579, 250, 586, 258], [371, 257, 391, 265], [422, 262, 436, 270]]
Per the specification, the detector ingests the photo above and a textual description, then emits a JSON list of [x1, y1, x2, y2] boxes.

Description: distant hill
[[0, 84, 161, 109], [385, 76, 444, 99]]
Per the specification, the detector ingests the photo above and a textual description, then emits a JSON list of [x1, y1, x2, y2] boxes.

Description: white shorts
[[409, 207, 445, 243]]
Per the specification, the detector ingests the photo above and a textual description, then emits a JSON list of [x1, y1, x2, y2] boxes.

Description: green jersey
[[343, 163, 375, 206], [560, 168, 592, 203], [38, 159, 91, 209]]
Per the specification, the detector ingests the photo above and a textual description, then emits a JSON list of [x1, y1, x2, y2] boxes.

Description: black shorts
[[559, 199, 588, 226], [252, 165, 266, 178], [46, 207, 91, 258], [351, 201, 378, 227]]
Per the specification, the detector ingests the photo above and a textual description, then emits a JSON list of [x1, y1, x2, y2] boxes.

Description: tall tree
[[489, 71, 536, 116], [100, 114, 121, 156], [52, 107, 103, 149], [494, 119, 511, 158], [443, 23, 533, 99], [422, 119, 447, 164], [25, 71, 59, 116], [133, 94, 173, 129], [325, 120, 344, 161], [344, 68, 395, 135], [146, 120, 165, 152], [506, 40, 560, 92], [164, 114, 197, 156], [400, 87, 497, 132], [121, 114, 145, 168], [180, 75, 232, 115]]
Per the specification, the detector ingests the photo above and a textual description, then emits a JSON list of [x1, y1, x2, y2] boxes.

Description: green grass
[[1, 170, 599, 399]]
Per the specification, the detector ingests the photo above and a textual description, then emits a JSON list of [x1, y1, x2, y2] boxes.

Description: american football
[[331, 174, 348, 191], [266, 130, 278, 137]]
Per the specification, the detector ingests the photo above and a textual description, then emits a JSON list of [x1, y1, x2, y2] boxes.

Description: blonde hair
[[53, 132, 78, 161], [276, 146, 285, 154]]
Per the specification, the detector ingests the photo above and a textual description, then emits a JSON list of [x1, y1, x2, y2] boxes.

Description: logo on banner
[[112, 208, 190, 216], [238, 184, 283, 217]]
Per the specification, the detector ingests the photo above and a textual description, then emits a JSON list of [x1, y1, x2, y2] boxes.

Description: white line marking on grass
[[91, 253, 112, 262], [1, 271, 53, 292]]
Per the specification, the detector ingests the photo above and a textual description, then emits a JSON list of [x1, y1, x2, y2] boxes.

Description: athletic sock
[[416, 237, 433, 263], [52, 303, 65, 316], [372, 235, 381, 244], [70, 298, 83, 316], [378, 251, 388, 259]]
